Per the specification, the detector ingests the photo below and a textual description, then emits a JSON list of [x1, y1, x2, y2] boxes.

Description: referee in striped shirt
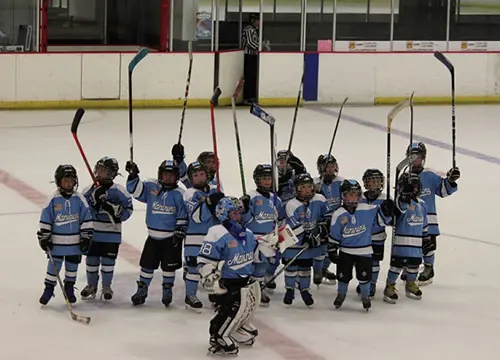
[[241, 13, 260, 104]]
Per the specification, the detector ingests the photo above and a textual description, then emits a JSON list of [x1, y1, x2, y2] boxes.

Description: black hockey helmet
[[362, 168, 384, 199], [316, 154, 337, 174], [187, 161, 208, 187], [253, 164, 273, 191], [397, 172, 420, 200], [294, 173, 315, 201], [54, 164, 78, 196], [197, 151, 215, 164], [249, 13, 260, 23], [94, 156, 119, 184], [340, 179, 362, 211], [158, 160, 179, 190]]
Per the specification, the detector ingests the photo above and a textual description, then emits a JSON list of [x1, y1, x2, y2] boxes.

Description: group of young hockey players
[[36, 135, 459, 356]]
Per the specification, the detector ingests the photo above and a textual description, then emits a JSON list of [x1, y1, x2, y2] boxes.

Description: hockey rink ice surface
[[1, 104, 498, 360]]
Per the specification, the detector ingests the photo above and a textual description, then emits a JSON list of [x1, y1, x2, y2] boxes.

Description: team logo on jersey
[[255, 199, 263, 206], [420, 188, 432, 197], [54, 204, 62, 211], [54, 213, 79, 226], [228, 240, 238, 248], [151, 201, 176, 214], [343, 224, 367, 237], [407, 214, 424, 226], [255, 211, 274, 222], [227, 252, 254, 270], [351, 216, 356, 225]]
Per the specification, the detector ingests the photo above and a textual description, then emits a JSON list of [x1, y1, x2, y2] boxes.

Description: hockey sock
[[252, 261, 266, 283], [266, 255, 279, 276], [405, 267, 419, 282], [185, 265, 200, 297], [359, 281, 370, 298], [86, 256, 100, 286], [423, 253, 435, 266], [100, 257, 115, 286], [64, 260, 78, 283], [284, 264, 298, 290], [371, 260, 380, 283], [298, 266, 312, 290], [312, 256, 324, 274], [139, 267, 154, 286], [322, 257, 332, 271], [337, 281, 348, 296], [45, 256, 63, 286], [387, 266, 402, 284], [162, 271, 175, 286]]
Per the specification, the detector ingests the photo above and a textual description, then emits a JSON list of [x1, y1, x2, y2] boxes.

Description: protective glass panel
[[0, 0, 36, 52]]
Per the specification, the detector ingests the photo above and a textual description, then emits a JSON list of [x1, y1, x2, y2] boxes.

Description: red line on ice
[[0, 169, 326, 360]]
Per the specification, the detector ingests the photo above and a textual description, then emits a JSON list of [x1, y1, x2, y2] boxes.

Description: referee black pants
[[243, 54, 258, 101]]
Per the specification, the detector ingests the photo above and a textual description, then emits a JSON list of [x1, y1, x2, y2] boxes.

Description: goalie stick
[[71, 109, 116, 229], [47, 250, 91, 324], [178, 40, 193, 145], [231, 78, 246, 194], [434, 51, 456, 168], [327, 97, 348, 156], [210, 87, 222, 192], [128, 47, 149, 162]]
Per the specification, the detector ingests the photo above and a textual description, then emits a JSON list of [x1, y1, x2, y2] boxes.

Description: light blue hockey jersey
[[82, 183, 133, 243], [360, 192, 389, 244], [283, 194, 329, 259], [392, 196, 428, 259], [127, 177, 188, 240], [243, 190, 285, 235], [39, 191, 94, 256], [183, 185, 220, 257], [418, 169, 457, 236], [314, 176, 345, 215], [329, 203, 391, 257], [197, 225, 265, 279], [178, 160, 223, 191]]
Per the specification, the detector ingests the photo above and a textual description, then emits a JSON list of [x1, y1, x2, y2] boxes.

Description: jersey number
[[200, 243, 213, 256]]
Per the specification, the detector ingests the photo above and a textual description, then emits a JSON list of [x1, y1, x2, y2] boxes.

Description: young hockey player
[[384, 172, 428, 304], [277, 150, 307, 204], [405, 142, 459, 285], [183, 161, 224, 311], [126, 159, 188, 307], [81, 157, 133, 300], [38, 165, 93, 305], [356, 168, 388, 297], [313, 154, 345, 286], [329, 179, 393, 310], [283, 173, 329, 307], [198, 197, 268, 356], [241, 164, 285, 305]]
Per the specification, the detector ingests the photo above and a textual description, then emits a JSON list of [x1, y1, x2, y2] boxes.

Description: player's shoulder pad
[[205, 224, 229, 243], [43, 191, 61, 208], [357, 202, 376, 211], [311, 193, 327, 202], [81, 184, 93, 194], [73, 191, 90, 207], [285, 198, 302, 216], [110, 183, 129, 195], [421, 168, 445, 178], [331, 206, 348, 224], [173, 187, 185, 195], [248, 189, 260, 199], [183, 187, 198, 200], [334, 175, 346, 183]]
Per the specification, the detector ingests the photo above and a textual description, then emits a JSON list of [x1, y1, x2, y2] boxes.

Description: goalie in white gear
[[198, 196, 274, 356]]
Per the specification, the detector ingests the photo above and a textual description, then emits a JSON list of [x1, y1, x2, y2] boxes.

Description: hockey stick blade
[[71, 312, 91, 325], [71, 108, 85, 134], [387, 99, 410, 125], [128, 48, 149, 73], [210, 87, 222, 106], [434, 51, 454, 72], [250, 104, 276, 126], [232, 78, 245, 99]]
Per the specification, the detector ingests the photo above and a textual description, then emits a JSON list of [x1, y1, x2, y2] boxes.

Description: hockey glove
[[89, 185, 107, 210], [422, 236, 435, 253], [199, 262, 227, 295], [380, 199, 396, 217], [100, 200, 124, 223], [80, 230, 92, 253], [302, 229, 321, 248], [317, 219, 330, 243], [206, 192, 225, 215], [240, 194, 251, 213], [171, 143, 185, 165], [172, 227, 186, 247], [125, 161, 140, 179], [447, 167, 460, 185], [37, 229, 52, 251], [288, 154, 307, 175]]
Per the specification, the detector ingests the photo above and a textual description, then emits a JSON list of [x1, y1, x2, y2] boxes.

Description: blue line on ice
[[310, 107, 500, 165]]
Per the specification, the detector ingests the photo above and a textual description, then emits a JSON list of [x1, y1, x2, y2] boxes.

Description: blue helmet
[[215, 196, 244, 223]]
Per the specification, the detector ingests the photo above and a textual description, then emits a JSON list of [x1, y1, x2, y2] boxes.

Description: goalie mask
[[55, 164, 78, 197], [215, 197, 246, 237], [340, 179, 362, 213], [362, 168, 384, 200]]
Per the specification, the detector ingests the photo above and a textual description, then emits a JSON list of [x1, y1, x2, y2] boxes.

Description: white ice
[[0, 105, 498, 360]]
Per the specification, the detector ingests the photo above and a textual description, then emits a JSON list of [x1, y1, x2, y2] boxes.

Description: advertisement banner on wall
[[330, 41, 500, 52], [399, 41, 444, 52], [334, 41, 390, 52], [195, 12, 212, 39]]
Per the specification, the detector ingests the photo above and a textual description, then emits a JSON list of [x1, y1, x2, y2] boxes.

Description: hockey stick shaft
[[128, 48, 149, 162], [261, 245, 309, 290], [210, 87, 222, 192], [284, 69, 304, 165], [409, 91, 415, 173], [47, 250, 91, 324], [231, 78, 246, 195], [327, 97, 348, 156], [434, 51, 456, 168], [178, 41, 194, 144]]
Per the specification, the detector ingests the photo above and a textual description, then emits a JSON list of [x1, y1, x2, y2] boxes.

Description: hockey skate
[[64, 281, 77, 303], [101, 285, 113, 300], [260, 292, 270, 307], [283, 288, 294, 306], [405, 281, 422, 300], [131, 281, 148, 305], [333, 293, 346, 309], [322, 268, 337, 285], [313, 269, 323, 288], [383, 283, 398, 304], [361, 297, 371, 311], [300, 289, 314, 307], [418, 264, 434, 286], [208, 336, 239, 356], [162, 283, 173, 307], [80, 284, 98, 300], [263, 274, 276, 294], [232, 326, 257, 347], [185, 295, 203, 313], [39, 283, 55, 305]]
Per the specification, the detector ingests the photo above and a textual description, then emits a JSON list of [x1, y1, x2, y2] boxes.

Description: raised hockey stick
[[283, 69, 304, 167], [178, 41, 194, 145], [231, 78, 246, 195], [327, 97, 348, 156], [128, 48, 149, 162], [71, 109, 116, 229], [434, 51, 456, 168], [210, 87, 223, 192], [408, 91, 415, 173], [47, 250, 91, 324], [386, 98, 410, 200]]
